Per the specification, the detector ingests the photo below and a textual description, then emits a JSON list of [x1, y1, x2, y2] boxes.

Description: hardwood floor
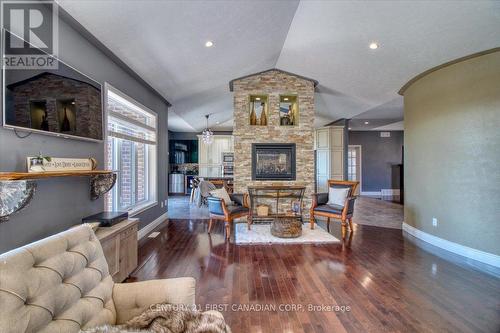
[[353, 196, 403, 229], [131, 219, 500, 333]]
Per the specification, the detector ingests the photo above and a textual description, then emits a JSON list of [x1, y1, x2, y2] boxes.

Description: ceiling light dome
[[369, 42, 379, 50], [205, 41, 214, 47]]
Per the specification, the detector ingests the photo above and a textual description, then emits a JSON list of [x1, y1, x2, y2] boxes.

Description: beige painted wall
[[403, 51, 500, 255]]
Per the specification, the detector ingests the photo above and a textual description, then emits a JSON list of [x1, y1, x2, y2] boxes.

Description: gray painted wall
[[0, 9, 168, 252], [348, 131, 403, 192]]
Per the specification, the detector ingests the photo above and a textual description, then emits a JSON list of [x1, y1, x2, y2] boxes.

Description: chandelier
[[201, 114, 213, 144]]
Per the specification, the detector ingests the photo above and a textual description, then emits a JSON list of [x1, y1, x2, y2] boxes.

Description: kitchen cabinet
[[198, 135, 233, 177], [315, 126, 345, 192], [169, 140, 198, 164]]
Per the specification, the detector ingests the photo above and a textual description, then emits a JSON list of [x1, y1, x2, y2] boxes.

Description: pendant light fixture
[[202, 114, 214, 144]]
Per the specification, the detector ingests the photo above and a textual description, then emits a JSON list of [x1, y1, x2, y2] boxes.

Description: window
[[105, 84, 157, 214]]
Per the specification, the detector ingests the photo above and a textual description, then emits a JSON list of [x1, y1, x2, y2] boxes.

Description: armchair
[[310, 180, 359, 238], [207, 193, 249, 240]]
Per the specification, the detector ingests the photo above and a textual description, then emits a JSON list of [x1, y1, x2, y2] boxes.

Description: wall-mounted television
[[2, 30, 103, 141]]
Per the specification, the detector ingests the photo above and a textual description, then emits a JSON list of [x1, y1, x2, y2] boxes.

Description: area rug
[[234, 223, 340, 245]]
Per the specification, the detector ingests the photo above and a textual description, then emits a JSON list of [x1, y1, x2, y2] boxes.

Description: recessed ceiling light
[[364, 121, 369, 125], [255, 97, 261, 101], [369, 42, 379, 50], [284, 98, 289, 101], [205, 41, 214, 47]]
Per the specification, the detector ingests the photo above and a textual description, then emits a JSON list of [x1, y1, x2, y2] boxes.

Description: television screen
[[3, 31, 103, 141]]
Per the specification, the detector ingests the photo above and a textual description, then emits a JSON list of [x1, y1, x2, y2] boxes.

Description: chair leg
[[208, 218, 213, 234], [341, 219, 347, 239], [225, 220, 231, 240], [348, 218, 354, 232]]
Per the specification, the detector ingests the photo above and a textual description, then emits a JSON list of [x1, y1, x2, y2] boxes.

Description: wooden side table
[[95, 219, 138, 282]]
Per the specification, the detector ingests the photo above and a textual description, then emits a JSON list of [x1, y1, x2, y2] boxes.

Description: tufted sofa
[[0, 225, 196, 333]]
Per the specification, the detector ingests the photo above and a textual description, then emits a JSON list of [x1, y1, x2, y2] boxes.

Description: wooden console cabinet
[[96, 219, 138, 282]]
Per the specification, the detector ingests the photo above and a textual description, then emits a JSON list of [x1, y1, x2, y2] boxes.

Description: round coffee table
[[271, 216, 302, 238]]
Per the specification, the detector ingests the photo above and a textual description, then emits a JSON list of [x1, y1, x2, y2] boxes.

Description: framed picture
[[291, 200, 302, 214]]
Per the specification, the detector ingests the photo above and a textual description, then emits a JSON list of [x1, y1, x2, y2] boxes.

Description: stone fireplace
[[230, 69, 317, 218], [252, 143, 296, 181]]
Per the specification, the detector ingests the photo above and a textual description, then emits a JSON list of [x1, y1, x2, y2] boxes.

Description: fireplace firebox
[[252, 143, 296, 181]]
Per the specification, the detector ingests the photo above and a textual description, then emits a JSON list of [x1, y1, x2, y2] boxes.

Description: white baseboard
[[402, 222, 500, 268], [360, 191, 381, 196], [361, 189, 400, 196], [138, 212, 168, 240], [381, 189, 400, 196]]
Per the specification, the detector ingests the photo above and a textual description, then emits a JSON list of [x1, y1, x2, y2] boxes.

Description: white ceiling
[[58, 0, 500, 132]]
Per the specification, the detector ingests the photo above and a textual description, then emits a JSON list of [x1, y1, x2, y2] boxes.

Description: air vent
[[380, 132, 391, 137]]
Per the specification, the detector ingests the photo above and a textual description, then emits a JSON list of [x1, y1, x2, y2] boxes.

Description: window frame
[[104, 82, 158, 216]]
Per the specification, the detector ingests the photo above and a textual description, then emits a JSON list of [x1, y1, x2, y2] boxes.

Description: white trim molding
[[138, 212, 168, 240], [402, 222, 500, 268], [361, 189, 401, 197], [381, 189, 400, 196], [360, 191, 381, 196]]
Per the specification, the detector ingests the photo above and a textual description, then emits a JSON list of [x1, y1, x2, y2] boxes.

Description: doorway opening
[[348, 145, 362, 195]]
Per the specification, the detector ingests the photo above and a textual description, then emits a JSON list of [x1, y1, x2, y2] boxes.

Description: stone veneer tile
[[231, 70, 315, 218]]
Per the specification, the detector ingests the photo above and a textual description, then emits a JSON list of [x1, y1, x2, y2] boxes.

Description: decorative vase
[[281, 114, 290, 126], [250, 103, 257, 125], [61, 107, 71, 132], [260, 107, 267, 126]]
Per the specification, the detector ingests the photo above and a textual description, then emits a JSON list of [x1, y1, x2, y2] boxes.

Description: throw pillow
[[210, 187, 232, 204], [327, 187, 350, 207]]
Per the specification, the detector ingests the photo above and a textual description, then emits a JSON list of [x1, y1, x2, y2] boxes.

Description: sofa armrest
[[113, 277, 196, 324]]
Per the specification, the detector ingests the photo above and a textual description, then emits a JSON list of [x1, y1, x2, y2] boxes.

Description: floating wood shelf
[[0, 170, 114, 181], [0, 170, 117, 222]]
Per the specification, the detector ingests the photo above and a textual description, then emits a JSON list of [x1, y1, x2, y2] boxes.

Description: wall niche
[[248, 95, 268, 126], [279, 95, 298, 126]]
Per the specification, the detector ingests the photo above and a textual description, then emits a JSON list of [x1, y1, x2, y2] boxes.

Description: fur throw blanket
[[83, 304, 231, 333]]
